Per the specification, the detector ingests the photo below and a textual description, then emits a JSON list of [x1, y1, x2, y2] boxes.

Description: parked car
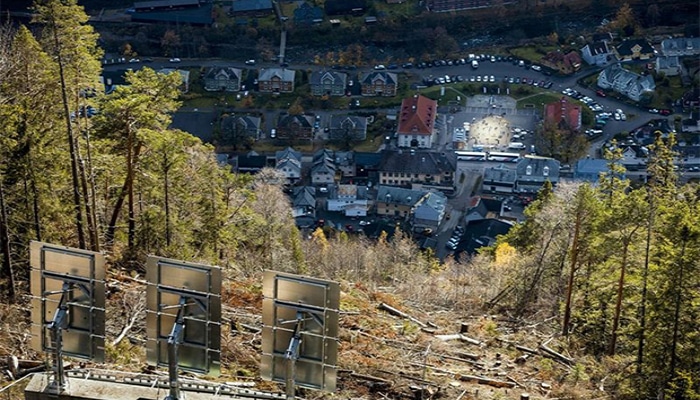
[[169, 58, 181, 63], [659, 109, 672, 116], [596, 90, 607, 97], [245, 59, 256, 65]]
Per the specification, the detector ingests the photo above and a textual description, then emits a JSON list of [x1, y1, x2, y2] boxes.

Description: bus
[[455, 151, 487, 161], [486, 152, 521, 162]]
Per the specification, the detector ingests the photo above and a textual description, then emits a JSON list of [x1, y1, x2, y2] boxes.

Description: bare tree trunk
[[668, 229, 688, 383], [106, 132, 141, 248], [0, 182, 16, 302], [637, 194, 654, 377], [78, 156, 98, 251], [164, 152, 171, 247], [562, 210, 581, 336], [127, 135, 136, 251], [83, 126, 100, 251], [75, 94, 100, 252], [609, 238, 630, 355], [28, 161, 42, 242], [51, 14, 85, 249]]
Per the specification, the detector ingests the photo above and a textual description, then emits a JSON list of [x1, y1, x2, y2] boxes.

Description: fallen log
[[453, 351, 480, 361], [539, 343, 574, 365], [460, 334, 484, 346], [378, 303, 428, 328], [458, 374, 516, 388], [515, 345, 539, 355], [439, 354, 484, 368], [350, 372, 391, 384], [435, 334, 461, 341]]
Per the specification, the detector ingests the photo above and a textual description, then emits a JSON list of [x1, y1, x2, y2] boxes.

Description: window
[[526, 165, 532, 175]]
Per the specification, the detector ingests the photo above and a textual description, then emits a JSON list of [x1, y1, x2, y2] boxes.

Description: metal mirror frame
[[145, 256, 222, 377], [261, 270, 340, 393]]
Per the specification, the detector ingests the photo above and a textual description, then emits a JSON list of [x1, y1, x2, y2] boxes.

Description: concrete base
[[25, 372, 284, 400]]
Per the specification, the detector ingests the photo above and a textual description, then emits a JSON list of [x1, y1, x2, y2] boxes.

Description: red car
[[659, 109, 672, 116], [596, 90, 606, 97]]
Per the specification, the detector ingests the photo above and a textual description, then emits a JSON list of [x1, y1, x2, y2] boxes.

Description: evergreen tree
[[33, 0, 103, 250]]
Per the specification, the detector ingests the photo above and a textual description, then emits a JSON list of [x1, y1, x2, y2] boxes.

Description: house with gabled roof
[[682, 88, 700, 108], [310, 149, 337, 185], [581, 41, 613, 66], [275, 147, 302, 184], [310, 70, 347, 96], [327, 184, 370, 217], [333, 151, 356, 177], [457, 219, 513, 256], [544, 97, 582, 131], [412, 191, 447, 232], [482, 164, 517, 194], [620, 145, 648, 168], [614, 39, 655, 61], [375, 186, 424, 218], [597, 63, 656, 102], [360, 71, 398, 97], [291, 186, 316, 218], [397, 94, 437, 149], [354, 151, 383, 181], [233, 151, 268, 174], [656, 56, 682, 77], [329, 116, 368, 142], [230, 0, 273, 16], [277, 114, 314, 140], [378, 150, 457, 192], [258, 68, 296, 93], [682, 111, 700, 134], [573, 159, 626, 182], [464, 196, 504, 222], [204, 66, 242, 92], [132, 0, 213, 25], [540, 50, 582, 75], [220, 114, 261, 142], [294, 2, 323, 25], [660, 37, 700, 57], [324, 0, 366, 15], [515, 156, 560, 194]]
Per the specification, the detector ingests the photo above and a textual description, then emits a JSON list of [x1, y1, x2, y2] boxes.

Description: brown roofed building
[[360, 71, 398, 97], [540, 50, 582, 75], [396, 94, 438, 149], [544, 97, 582, 131]]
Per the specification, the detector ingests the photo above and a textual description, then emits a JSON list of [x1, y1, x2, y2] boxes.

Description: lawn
[[516, 92, 566, 110], [508, 45, 557, 63]]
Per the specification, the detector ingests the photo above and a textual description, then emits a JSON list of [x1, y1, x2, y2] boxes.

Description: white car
[[531, 65, 542, 71], [169, 58, 181, 63], [359, 220, 370, 226], [489, 75, 495, 82]]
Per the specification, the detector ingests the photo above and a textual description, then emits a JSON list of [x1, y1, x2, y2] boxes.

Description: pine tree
[[33, 0, 103, 249]]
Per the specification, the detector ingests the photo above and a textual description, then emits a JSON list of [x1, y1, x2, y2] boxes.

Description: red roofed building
[[544, 98, 581, 131], [540, 50, 582, 75], [397, 94, 437, 148]]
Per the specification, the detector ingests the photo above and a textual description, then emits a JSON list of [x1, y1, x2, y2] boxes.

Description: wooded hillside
[[0, 2, 698, 399]]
